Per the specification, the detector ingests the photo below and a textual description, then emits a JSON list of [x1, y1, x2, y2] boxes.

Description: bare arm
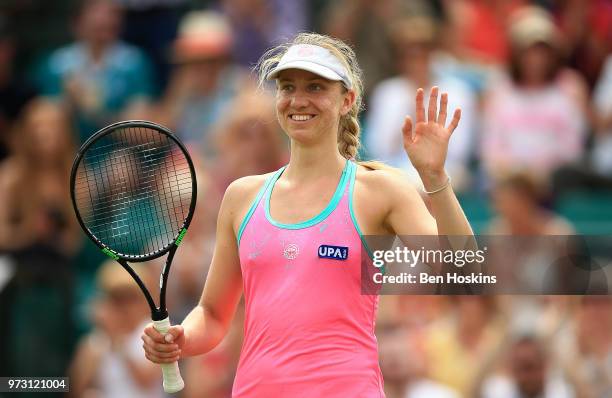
[[182, 184, 244, 356], [387, 87, 473, 237], [142, 177, 261, 362], [419, 173, 473, 236]]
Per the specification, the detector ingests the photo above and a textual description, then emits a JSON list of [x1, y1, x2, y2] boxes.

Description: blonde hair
[[256, 33, 402, 173], [256, 33, 365, 160]]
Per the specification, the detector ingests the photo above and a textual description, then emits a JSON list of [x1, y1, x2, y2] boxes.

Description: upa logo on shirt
[[318, 245, 348, 261]]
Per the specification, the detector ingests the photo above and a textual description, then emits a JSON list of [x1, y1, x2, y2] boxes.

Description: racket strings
[[74, 127, 193, 257], [79, 155, 190, 214]]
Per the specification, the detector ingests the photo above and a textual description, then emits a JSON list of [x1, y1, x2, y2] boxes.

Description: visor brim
[[267, 60, 346, 85]]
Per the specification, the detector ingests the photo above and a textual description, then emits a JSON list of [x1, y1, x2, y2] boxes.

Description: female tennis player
[[142, 33, 473, 397]]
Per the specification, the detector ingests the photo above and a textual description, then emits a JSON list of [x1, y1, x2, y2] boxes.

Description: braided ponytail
[[338, 111, 360, 160], [257, 33, 397, 171], [257, 33, 364, 158]]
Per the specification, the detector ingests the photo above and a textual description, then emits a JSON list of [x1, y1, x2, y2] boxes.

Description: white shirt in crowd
[[481, 373, 575, 398], [405, 379, 460, 398], [481, 75, 586, 178], [96, 321, 164, 398]]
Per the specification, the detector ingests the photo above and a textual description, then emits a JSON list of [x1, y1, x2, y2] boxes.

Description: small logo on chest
[[318, 245, 349, 260], [283, 243, 300, 260]]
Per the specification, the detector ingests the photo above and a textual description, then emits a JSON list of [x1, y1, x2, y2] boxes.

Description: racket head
[[70, 120, 197, 261]]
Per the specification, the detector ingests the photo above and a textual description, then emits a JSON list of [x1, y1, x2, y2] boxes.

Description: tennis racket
[[70, 120, 197, 393]]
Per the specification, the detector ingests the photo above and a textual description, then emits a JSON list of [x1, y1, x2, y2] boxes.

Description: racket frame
[[70, 120, 197, 321]]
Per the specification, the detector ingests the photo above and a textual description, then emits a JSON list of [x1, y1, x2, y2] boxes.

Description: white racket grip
[[152, 317, 185, 393]]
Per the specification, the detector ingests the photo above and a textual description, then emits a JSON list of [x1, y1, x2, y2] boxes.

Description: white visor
[[267, 44, 352, 89]]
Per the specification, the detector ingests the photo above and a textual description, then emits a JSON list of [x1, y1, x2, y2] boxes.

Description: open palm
[[402, 87, 461, 176]]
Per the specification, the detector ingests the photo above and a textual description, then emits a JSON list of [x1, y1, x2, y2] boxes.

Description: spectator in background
[[0, 16, 36, 162], [69, 260, 163, 398], [0, 98, 79, 253], [34, 0, 154, 143], [488, 172, 574, 235], [444, 0, 526, 65], [117, 0, 188, 94], [365, 16, 477, 191], [268, 0, 309, 44], [424, 297, 507, 397], [0, 98, 80, 379], [551, 0, 612, 89], [480, 6, 588, 183], [212, 92, 287, 191], [378, 324, 459, 398], [320, 0, 397, 95], [156, 10, 254, 158], [588, 54, 612, 182], [481, 336, 575, 398], [486, 173, 574, 295], [221, 0, 308, 67], [591, 54, 612, 181], [551, 54, 612, 196], [558, 297, 612, 398]]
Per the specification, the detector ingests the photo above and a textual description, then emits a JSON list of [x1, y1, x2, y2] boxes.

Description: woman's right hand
[[141, 323, 185, 364]]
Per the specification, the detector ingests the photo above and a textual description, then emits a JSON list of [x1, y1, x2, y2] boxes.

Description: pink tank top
[[233, 160, 384, 397]]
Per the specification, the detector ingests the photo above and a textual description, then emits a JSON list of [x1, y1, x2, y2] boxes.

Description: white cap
[[508, 6, 561, 50], [267, 44, 352, 89]]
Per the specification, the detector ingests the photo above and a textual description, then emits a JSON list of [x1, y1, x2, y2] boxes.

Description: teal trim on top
[[237, 172, 280, 246], [264, 160, 349, 229], [348, 161, 376, 262]]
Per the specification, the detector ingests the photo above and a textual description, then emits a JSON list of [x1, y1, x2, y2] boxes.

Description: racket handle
[[152, 317, 185, 393]]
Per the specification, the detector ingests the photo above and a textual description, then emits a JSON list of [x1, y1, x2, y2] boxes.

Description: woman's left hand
[[402, 87, 461, 188]]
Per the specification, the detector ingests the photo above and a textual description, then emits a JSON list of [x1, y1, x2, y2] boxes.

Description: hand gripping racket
[[70, 120, 197, 393]]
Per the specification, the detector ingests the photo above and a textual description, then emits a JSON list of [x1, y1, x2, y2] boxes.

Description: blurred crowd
[[0, 0, 610, 397]]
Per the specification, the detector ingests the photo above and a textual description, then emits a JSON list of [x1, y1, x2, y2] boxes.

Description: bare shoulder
[[222, 172, 275, 233], [225, 173, 271, 201], [352, 164, 423, 234], [354, 164, 421, 199]]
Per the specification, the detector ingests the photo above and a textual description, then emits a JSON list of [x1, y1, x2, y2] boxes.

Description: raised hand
[[402, 87, 461, 188]]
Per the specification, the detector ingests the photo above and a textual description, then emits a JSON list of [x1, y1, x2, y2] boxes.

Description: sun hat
[[389, 16, 438, 46], [508, 6, 561, 50], [173, 11, 232, 63], [267, 44, 352, 89]]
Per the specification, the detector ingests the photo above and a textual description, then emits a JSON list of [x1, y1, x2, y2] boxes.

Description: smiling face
[[275, 69, 354, 146]]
